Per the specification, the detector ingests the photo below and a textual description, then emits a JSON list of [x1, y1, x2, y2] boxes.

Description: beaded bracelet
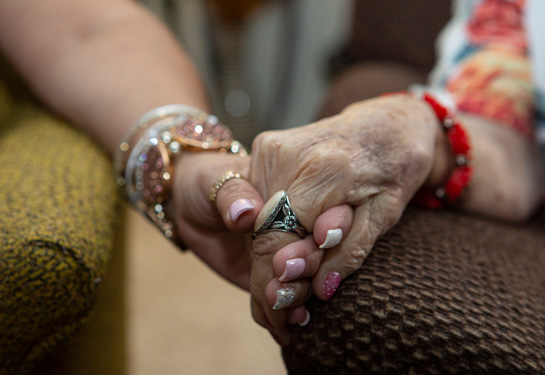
[[412, 93, 473, 208]]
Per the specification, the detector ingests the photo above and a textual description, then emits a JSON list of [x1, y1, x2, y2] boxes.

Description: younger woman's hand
[[169, 152, 265, 290]]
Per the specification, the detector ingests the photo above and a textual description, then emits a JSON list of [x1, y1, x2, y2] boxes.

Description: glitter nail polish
[[273, 286, 296, 310], [323, 272, 341, 300]]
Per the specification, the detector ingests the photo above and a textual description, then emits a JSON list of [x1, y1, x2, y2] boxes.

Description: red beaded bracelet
[[412, 93, 473, 209]]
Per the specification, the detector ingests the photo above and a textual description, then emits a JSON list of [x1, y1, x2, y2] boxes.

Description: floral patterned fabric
[[428, 0, 545, 157]]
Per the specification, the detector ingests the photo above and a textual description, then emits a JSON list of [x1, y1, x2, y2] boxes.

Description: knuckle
[[383, 190, 404, 213], [252, 131, 282, 153], [251, 233, 285, 257], [366, 192, 404, 234], [301, 146, 350, 183], [342, 242, 371, 270]]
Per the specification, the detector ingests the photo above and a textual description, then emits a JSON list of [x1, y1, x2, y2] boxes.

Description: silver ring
[[253, 191, 307, 239]]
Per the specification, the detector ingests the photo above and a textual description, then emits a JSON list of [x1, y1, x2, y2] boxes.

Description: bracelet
[[114, 105, 246, 248], [412, 94, 473, 208]]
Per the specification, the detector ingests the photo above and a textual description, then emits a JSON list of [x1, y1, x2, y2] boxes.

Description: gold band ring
[[209, 171, 245, 205]]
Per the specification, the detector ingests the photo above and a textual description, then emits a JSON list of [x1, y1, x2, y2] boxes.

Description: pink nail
[[298, 309, 311, 327], [323, 272, 341, 301], [229, 199, 254, 221], [279, 258, 306, 282]]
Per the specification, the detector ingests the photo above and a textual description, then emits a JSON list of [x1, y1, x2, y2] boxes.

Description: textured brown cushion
[[282, 208, 545, 373]]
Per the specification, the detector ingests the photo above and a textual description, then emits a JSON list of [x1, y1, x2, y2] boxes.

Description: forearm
[[457, 113, 544, 222], [421, 1, 544, 221], [408, 96, 543, 222], [0, 0, 208, 155]]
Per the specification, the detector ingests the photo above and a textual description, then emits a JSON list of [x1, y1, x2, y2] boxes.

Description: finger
[[286, 146, 353, 230], [252, 190, 310, 272], [313, 204, 354, 249], [215, 176, 264, 234], [207, 156, 265, 233], [311, 197, 399, 301], [176, 152, 263, 232], [177, 218, 251, 290], [250, 228, 298, 340], [272, 237, 324, 282], [253, 278, 312, 345], [270, 205, 353, 283], [250, 296, 291, 347], [286, 305, 311, 326], [250, 191, 310, 345]]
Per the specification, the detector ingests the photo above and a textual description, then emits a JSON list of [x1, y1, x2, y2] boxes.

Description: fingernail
[[298, 309, 311, 327], [229, 199, 254, 221], [319, 228, 343, 249], [273, 286, 296, 310], [254, 190, 286, 231], [279, 258, 306, 282], [323, 272, 341, 301]]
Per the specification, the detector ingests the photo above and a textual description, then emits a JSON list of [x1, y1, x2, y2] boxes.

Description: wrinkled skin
[[248, 95, 447, 344], [165, 94, 541, 347]]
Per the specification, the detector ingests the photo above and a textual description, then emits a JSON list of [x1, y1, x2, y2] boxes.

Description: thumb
[[213, 160, 265, 234]]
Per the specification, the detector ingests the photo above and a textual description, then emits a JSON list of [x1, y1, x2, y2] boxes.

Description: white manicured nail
[[298, 309, 311, 327], [319, 228, 343, 249]]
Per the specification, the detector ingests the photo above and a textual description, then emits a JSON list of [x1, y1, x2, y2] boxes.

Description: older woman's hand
[[248, 94, 451, 344]]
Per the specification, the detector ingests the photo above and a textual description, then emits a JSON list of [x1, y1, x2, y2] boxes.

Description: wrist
[[372, 94, 452, 187], [114, 105, 246, 247], [389, 94, 456, 195], [424, 114, 454, 188], [412, 94, 473, 208]]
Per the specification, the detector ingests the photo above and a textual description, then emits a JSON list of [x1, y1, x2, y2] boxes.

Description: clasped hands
[[169, 95, 444, 345]]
